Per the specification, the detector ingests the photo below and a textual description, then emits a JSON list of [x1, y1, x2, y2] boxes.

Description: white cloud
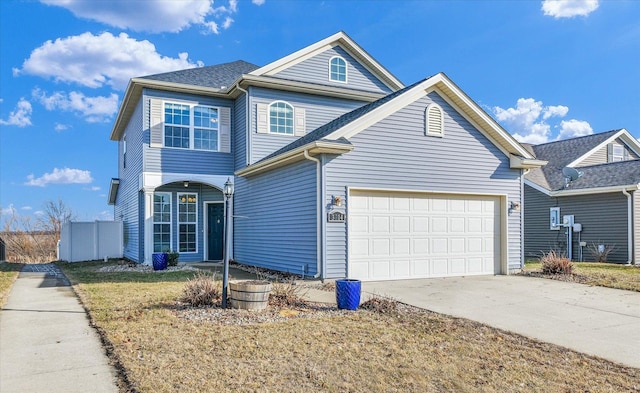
[[204, 21, 220, 34], [15, 32, 203, 90], [34, 211, 45, 216], [95, 210, 114, 221], [0, 98, 33, 127], [25, 167, 93, 187], [222, 16, 234, 30], [84, 186, 101, 191], [542, 0, 599, 18], [41, 0, 213, 33], [557, 119, 593, 139], [1, 205, 17, 216], [33, 88, 119, 122], [542, 105, 569, 120], [493, 97, 592, 144], [54, 123, 70, 131], [21, 206, 33, 211], [252, 0, 265, 5]]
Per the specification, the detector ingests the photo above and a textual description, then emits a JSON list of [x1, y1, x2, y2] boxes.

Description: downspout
[[622, 188, 633, 265], [303, 150, 323, 278], [235, 85, 251, 166], [521, 169, 529, 272]]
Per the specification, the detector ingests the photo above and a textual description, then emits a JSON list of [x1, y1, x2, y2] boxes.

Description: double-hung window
[[610, 144, 626, 162], [178, 193, 197, 253], [153, 193, 171, 252], [164, 102, 219, 151]]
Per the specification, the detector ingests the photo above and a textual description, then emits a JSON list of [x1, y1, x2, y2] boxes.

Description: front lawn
[[58, 261, 639, 392], [523, 261, 640, 292], [0, 262, 23, 307]]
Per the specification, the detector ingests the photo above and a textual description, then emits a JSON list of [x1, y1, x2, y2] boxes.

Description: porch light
[[183, 181, 189, 188], [223, 178, 234, 198], [221, 177, 234, 308]]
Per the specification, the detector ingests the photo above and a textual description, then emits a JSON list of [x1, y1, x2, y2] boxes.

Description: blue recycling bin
[[335, 279, 361, 310], [152, 253, 168, 271]]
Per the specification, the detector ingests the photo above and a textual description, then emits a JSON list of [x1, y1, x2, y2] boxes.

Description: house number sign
[[327, 211, 345, 223]]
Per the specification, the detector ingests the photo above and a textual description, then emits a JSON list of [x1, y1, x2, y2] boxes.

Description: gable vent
[[425, 103, 444, 137]]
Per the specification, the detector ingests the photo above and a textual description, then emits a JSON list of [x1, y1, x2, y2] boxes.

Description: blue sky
[[1, 0, 638, 223]]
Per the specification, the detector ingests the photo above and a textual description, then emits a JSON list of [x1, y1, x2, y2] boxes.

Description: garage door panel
[[393, 216, 410, 232], [432, 238, 449, 254], [392, 238, 410, 255], [349, 191, 501, 281]]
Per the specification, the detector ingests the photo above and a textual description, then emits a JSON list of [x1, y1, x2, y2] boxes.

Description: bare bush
[[181, 272, 222, 307], [587, 243, 616, 263], [540, 250, 573, 275], [360, 297, 399, 314], [269, 277, 308, 307]]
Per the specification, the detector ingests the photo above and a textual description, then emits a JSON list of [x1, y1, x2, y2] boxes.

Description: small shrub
[[167, 250, 180, 267], [181, 271, 221, 307], [360, 297, 398, 314], [540, 250, 573, 275], [269, 277, 308, 307], [587, 243, 616, 263]]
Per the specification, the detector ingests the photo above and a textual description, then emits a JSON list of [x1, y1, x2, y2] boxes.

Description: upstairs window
[[164, 102, 219, 151], [425, 103, 444, 137], [609, 144, 627, 162], [329, 56, 347, 83], [269, 101, 294, 135]]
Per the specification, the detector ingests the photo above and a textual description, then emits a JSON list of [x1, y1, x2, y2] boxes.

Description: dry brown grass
[[524, 261, 640, 292], [0, 262, 23, 307], [59, 261, 640, 393]]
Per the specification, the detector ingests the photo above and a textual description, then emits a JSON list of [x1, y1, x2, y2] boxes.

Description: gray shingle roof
[[140, 60, 260, 89], [259, 78, 428, 162], [525, 130, 640, 191]]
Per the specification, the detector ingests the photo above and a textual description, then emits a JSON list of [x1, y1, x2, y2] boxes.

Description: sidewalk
[[0, 264, 119, 393]]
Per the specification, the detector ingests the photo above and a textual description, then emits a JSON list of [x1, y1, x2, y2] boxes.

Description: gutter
[[235, 141, 353, 177], [303, 150, 323, 279], [622, 188, 633, 265]]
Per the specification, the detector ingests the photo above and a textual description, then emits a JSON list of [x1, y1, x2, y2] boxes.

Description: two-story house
[[523, 129, 640, 264], [108, 31, 543, 280]]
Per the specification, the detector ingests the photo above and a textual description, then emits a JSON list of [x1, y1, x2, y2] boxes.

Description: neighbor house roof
[[237, 73, 543, 177], [525, 129, 640, 194]]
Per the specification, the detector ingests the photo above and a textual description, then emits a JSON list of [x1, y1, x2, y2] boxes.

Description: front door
[[207, 203, 224, 260]]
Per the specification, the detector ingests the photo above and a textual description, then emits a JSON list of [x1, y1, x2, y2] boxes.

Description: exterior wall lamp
[[183, 181, 189, 188]]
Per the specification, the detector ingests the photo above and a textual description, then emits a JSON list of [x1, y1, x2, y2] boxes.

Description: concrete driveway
[[362, 275, 640, 368]]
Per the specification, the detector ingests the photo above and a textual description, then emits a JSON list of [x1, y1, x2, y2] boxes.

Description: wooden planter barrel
[[229, 280, 272, 310]]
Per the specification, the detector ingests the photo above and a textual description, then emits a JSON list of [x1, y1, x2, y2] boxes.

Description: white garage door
[[348, 190, 501, 281]]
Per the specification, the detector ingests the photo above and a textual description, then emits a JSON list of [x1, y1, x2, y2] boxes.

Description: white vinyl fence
[[58, 221, 123, 262]]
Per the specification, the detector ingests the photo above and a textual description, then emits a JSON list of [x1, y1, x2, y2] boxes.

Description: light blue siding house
[[108, 32, 543, 280]]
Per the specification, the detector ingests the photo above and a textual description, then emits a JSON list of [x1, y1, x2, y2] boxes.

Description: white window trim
[[268, 100, 295, 135], [177, 192, 198, 254], [425, 103, 445, 137], [328, 55, 348, 84], [163, 101, 221, 152], [153, 192, 172, 252]]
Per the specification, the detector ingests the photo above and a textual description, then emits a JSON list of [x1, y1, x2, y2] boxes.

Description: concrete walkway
[[361, 275, 640, 368], [0, 264, 119, 393]]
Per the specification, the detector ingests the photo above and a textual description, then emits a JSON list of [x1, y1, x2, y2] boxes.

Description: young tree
[[40, 199, 75, 242]]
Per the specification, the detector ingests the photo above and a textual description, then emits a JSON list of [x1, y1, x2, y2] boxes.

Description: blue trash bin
[[152, 253, 168, 271], [335, 279, 361, 310]]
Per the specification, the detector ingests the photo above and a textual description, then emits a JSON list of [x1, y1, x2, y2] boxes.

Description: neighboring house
[[108, 31, 543, 280], [523, 129, 640, 264]]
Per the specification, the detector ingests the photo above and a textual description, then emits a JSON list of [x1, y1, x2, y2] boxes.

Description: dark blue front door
[[207, 203, 224, 260]]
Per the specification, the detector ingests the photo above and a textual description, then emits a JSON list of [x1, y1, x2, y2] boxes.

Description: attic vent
[[425, 103, 444, 137]]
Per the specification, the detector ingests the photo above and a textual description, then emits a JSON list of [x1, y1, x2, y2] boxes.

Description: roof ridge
[[533, 129, 622, 147]]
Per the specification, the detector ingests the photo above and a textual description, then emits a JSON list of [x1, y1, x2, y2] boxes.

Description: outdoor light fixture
[[223, 178, 234, 198], [183, 181, 189, 188], [221, 177, 234, 308]]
